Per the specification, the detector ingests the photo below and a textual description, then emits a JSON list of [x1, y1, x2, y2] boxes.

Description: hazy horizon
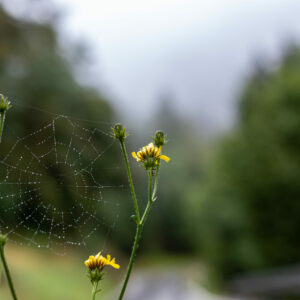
[[3, 0, 300, 132]]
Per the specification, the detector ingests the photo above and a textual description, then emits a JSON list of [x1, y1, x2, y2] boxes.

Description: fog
[[5, 0, 300, 131]]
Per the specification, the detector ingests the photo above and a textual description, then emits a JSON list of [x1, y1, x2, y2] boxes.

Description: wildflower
[[85, 252, 120, 285], [85, 252, 120, 271], [112, 123, 128, 142], [132, 142, 170, 169]]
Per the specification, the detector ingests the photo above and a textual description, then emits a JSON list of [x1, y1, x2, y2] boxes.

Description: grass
[[0, 245, 201, 300], [0, 244, 117, 300]]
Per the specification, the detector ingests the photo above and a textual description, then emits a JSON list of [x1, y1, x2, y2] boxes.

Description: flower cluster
[[132, 142, 170, 169]]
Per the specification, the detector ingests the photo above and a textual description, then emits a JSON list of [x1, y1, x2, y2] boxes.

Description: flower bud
[[87, 268, 105, 284], [0, 234, 7, 247], [112, 123, 128, 142], [0, 94, 12, 114], [153, 130, 167, 147]]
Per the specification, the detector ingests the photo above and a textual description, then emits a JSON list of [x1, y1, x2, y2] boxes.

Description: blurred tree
[[195, 46, 300, 286], [0, 3, 127, 248], [139, 96, 204, 253], [0, 3, 207, 255]]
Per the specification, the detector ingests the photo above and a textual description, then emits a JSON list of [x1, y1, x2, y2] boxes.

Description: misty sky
[[48, 1, 300, 130]]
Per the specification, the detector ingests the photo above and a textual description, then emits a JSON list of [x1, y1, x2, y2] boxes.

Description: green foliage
[[140, 100, 204, 253], [196, 46, 300, 284], [1, 245, 116, 300]]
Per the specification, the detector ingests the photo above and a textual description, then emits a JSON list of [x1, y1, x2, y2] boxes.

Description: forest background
[[1, 1, 300, 299]]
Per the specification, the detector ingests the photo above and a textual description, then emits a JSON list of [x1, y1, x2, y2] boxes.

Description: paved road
[[109, 269, 239, 300]]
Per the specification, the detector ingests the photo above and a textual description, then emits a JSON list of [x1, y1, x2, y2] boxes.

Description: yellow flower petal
[[149, 143, 154, 151], [89, 256, 95, 263], [142, 147, 147, 156], [84, 252, 120, 271], [132, 142, 169, 167], [110, 261, 120, 269], [159, 155, 170, 162]]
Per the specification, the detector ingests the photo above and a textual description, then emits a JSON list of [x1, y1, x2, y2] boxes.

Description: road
[[108, 268, 239, 300]]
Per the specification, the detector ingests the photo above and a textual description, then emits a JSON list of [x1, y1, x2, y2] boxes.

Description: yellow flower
[[84, 252, 120, 271], [132, 142, 170, 166]]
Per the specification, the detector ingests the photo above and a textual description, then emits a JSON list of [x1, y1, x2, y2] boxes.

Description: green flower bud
[[112, 123, 128, 142], [87, 268, 105, 284], [143, 156, 157, 170], [153, 130, 167, 147], [0, 94, 12, 114], [0, 234, 7, 247]]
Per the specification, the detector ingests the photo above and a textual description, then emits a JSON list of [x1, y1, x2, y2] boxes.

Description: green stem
[[0, 257, 2, 282], [140, 164, 161, 230], [140, 170, 154, 224], [119, 170, 153, 300], [118, 224, 142, 300], [152, 163, 160, 201], [0, 110, 15, 298], [120, 141, 140, 222], [91, 281, 98, 300], [0, 112, 6, 143], [0, 244, 18, 300]]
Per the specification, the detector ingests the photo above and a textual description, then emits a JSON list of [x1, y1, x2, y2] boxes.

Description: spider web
[[0, 114, 123, 255]]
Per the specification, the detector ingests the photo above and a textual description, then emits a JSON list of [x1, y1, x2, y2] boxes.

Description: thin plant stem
[[118, 224, 142, 300], [0, 112, 6, 143], [141, 164, 160, 225], [120, 141, 140, 222], [151, 163, 160, 201], [140, 170, 155, 224], [0, 244, 18, 300], [0, 102, 15, 299], [91, 281, 99, 300], [119, 170, 153, 300], [0, 255, 2, 282]]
